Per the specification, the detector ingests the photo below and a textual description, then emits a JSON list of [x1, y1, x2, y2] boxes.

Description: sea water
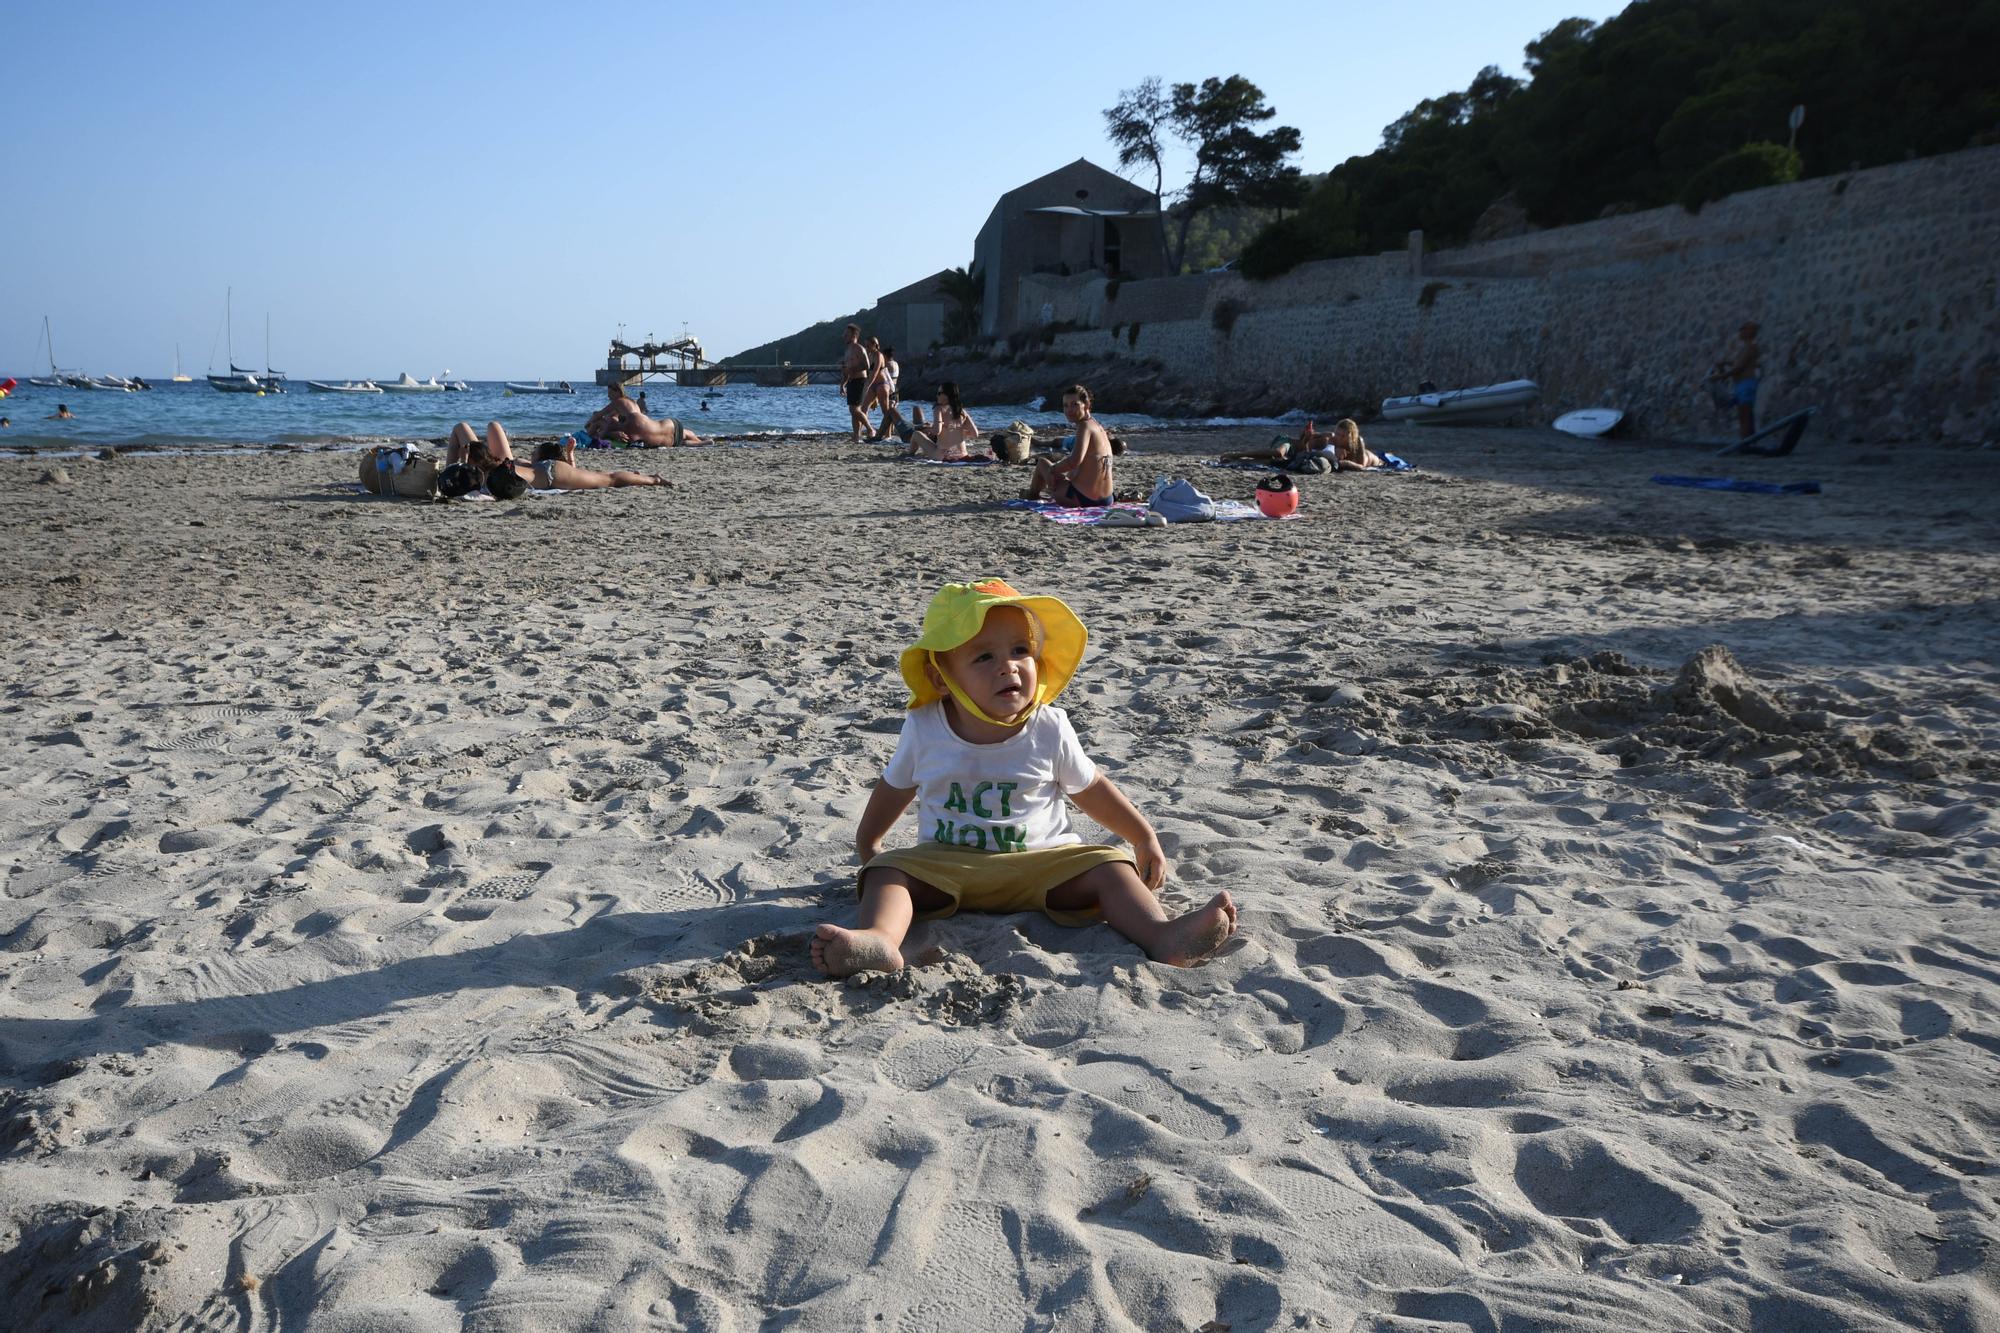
[[0, 378, 1291, 456]]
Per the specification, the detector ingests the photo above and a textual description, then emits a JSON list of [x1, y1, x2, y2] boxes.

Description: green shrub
[[1679, 142, 1802, 213]]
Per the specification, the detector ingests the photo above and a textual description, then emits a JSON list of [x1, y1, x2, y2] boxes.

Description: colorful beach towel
[[899, 456, 1001, 467], [1652, 475, 1821, 495], [1005, 498, 1279, 525]]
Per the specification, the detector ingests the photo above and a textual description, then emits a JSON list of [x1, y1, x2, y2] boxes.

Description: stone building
[[972, 159, 1166, 336], [869, 270, 954, 358]]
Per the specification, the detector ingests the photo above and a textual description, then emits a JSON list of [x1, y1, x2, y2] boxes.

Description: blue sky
[[4, 1, 1626, 379]]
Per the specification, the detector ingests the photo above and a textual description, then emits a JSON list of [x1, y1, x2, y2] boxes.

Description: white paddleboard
[[1553, 407, 1624, 438]]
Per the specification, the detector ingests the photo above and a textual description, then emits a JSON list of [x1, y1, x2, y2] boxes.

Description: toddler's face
[[938, 606, 1041, 724]]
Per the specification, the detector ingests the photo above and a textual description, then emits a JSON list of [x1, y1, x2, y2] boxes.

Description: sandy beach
[[2, 427, 1996, 1330]]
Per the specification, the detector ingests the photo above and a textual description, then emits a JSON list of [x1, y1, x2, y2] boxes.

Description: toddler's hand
[[1135, 835, 1167, 892]]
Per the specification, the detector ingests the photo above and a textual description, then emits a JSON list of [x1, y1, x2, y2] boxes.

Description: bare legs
[[447, 420, 512, 468], [1023, 456, 1063, 500], [811, 862, 1238, 977], [539, 460, 667, 490]]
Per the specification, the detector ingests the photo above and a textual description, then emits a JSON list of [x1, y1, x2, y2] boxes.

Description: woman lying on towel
[[445, 421, 666, 496], [583, 383, 704, 447], [1224, 418, 1383, 471]]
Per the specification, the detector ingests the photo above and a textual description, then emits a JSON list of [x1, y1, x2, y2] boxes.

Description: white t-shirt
[[882, 703, 1098, 852]]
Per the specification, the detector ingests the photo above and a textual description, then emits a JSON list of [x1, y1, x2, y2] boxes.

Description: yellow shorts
[[861, 843, 1136, 926]]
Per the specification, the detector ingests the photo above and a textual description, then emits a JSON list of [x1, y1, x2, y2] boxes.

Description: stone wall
[[1020, 146, 2000, 443]]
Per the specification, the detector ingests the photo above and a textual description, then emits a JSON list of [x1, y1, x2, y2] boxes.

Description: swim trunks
[[533, 460, 558, 488], [844, 377, 867, 408], [1059, 482, 1109, 508], [1731, 378, 1760, 407]]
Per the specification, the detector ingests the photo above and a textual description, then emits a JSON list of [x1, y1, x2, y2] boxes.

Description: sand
[[1, 426, 1996, 1331]]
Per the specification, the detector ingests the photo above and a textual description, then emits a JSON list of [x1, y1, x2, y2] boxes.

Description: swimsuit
[[533, 460, 558, 488], [1059, 481, 1108, 508], [844, 377, 867, 408]]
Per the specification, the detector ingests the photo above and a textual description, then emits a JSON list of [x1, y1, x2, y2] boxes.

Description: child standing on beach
[[812, 580, 1238, 976]]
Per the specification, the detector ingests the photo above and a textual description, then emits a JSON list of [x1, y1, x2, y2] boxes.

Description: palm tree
[[937, 264, 984, 345]]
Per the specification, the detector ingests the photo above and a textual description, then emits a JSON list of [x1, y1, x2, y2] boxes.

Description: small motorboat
[[307, 380, 383, 393], [504, 380, 576, 395], [378, 372, 449, 393], [1381, 378, 1540, 425]]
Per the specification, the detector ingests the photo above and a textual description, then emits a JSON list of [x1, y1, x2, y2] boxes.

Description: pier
[[591, 335, 840, 389]]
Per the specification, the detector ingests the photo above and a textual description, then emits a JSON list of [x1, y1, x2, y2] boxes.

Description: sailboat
[[28, 316, 82, 387], [208, 288, 276, 393], [172, 345, 192, 383], [260, 313, 289, 390]]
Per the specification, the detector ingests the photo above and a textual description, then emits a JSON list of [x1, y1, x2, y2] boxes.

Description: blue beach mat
[[899, 456, 1002, 467], [1653, 475, 1821, 495]]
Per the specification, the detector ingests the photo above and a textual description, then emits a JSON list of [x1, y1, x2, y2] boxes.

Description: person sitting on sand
[[811, 579, 1238, 977], [1023, 385, 1115, 505], [905, 382, 980, 460], [1224, 417, 1382, 470], [583, 383, 703, 448]]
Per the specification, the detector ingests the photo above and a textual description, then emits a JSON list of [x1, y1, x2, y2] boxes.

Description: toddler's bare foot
[[812, 923, 905, 977], [1152, 892, 1238, 966]]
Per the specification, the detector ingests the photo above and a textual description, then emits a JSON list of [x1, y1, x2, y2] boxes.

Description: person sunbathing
[[584, 383, 703, 447], [1223, 418, 1383, 470], [445, 420, 665, 495], [525, 438, 669, 489]]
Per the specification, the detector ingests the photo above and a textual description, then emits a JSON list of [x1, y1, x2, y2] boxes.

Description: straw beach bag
[[358, 444, 441, 500], [995, 421, 1036, 462]]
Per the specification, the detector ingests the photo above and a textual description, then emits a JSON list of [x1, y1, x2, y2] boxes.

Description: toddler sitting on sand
[[812, 579, 1238, 976]]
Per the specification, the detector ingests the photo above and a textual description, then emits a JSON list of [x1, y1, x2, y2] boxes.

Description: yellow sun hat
[[899, 579, 1088, 715]]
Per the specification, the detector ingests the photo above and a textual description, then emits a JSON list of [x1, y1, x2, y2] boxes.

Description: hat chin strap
[[931, 651, 1038, 728]]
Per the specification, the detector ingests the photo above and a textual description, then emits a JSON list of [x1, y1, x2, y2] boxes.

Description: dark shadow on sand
[[0, 897, 822, 1074]]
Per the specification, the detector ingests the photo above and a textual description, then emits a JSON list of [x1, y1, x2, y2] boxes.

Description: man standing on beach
[[840, 324, 870, 443], [1721, 321, 1761, 439]]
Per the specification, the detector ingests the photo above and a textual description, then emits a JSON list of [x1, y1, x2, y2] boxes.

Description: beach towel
[[1006, 498, 1278, 525], [899, 456, 1001, 467], [1652, 475, 1821, 495]]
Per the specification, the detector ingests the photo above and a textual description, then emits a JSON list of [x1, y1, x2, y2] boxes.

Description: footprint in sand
[[1063, 1053, 1239, 1139]]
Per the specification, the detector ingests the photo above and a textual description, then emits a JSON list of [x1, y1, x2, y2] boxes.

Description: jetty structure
[[593, 335, 840, 389]]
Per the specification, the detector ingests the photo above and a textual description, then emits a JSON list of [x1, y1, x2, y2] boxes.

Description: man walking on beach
[[840, 324, 870, 443]]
